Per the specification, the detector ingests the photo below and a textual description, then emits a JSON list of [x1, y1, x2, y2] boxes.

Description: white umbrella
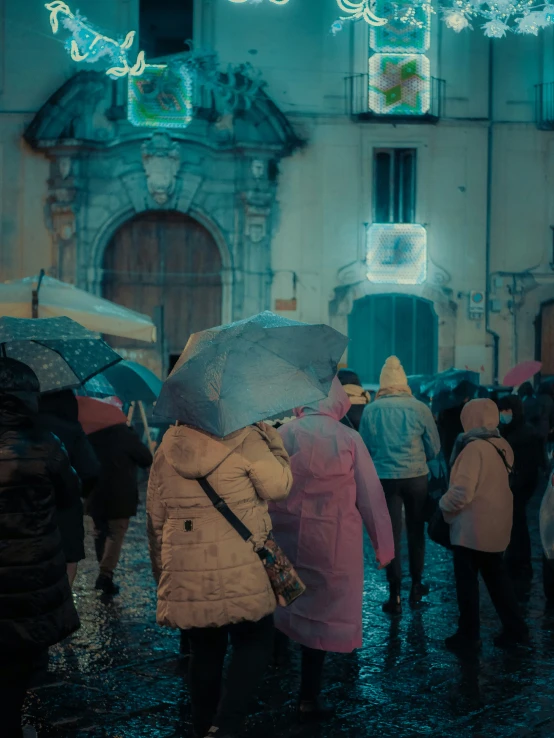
[[0, 272, 156, 343]]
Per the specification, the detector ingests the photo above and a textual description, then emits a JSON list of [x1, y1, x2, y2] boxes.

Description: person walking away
[[440, 399, 528, 651], [37, 390, 100, 586], [359, 356, 440, 614], [86, 412, 153, 595], [270, 378, 394, 718], [435, 380, 476, 472], [337, 368, 371, 431], [0, 359, 80, 738], [147, 420, 292, 738], [497, 395, 543, 584]]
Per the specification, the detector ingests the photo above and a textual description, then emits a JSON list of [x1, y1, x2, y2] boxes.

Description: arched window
[[348, 294, 437, 384]]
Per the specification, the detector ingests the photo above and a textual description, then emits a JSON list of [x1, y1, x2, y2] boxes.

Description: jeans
[[93, 518, 130, 576], [381, 475, 428, 588], [188, 614, 274, 736], [453, 546, 527, 640], [300, 646, 327, 702]]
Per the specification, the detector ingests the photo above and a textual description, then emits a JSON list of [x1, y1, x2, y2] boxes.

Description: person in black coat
[[87, 422, 153, 595], [498, 395, 543, 582], [337, 369, 371, 431], [37, 391, 100, 586], [0, 359, 80, 738]]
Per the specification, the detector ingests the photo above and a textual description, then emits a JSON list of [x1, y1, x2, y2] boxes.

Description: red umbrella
[[77, 396, 128, 435], [503, 360, 542, 387]]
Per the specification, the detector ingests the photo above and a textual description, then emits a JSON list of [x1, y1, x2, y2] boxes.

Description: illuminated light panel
[[366, 224, 427, 285], [45, 1, 145, 78], [128, 64, 194, 129], [371, 0, 431, 51], [368, 53, 430, 115]]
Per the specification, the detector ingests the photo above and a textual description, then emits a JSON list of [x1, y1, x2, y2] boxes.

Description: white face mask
[[499, 412, 513, 425]]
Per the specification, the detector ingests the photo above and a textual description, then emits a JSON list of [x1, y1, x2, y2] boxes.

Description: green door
[[348, 294, 437, 384]]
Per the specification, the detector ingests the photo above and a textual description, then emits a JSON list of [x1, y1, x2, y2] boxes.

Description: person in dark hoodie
[[37, 390, 100, 586], [83, 401, 153, 595], [497, 395, 543, 582], [337, 368, 371, 431], [0, 359, 80, 738]]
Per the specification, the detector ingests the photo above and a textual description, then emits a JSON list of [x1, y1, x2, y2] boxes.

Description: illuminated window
[[128, 64, 194, 129], [370, 0, 430, 53], [369, 54, 430, 116], [366, 224, 427, 285], [374, 148, 416, 223]]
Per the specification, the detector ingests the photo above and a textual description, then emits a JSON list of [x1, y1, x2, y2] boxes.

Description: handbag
[[197, 476, 306, 608]]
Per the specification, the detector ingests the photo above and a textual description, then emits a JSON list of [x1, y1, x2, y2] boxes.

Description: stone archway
[[24, 69, 302, 367], [103, 211, 223, 375]]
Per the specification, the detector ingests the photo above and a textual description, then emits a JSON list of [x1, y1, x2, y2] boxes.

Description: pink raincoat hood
[[294, 377, 351, 421]]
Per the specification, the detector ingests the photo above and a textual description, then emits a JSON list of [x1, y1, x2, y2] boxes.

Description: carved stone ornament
[[251, 159, 265, 179], [141, 132, 181, 205], [50, 203, 76, 242], [58, 157, 72, 180]]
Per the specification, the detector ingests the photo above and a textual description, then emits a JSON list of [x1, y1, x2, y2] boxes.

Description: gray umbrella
[[0, 316, 121, 393], [154, 311, 348, 437]]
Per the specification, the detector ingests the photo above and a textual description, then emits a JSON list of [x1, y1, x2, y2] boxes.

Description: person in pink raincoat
[[269, 378, 394, 718]]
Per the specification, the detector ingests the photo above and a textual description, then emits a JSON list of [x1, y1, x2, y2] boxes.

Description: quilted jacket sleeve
[[242, 425, 293, 502], [146, 457, 166, 583]]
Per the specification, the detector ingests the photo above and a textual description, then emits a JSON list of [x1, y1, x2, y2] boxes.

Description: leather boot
[[382, 584, 402, 615]]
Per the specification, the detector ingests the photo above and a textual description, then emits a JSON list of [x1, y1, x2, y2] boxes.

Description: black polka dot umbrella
[[0, 316, 122, 394]]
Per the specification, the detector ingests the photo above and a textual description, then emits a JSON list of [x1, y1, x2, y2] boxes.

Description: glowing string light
[[45, 1, 146, 78], [332, 0, 388, 33], [227, 0, 290, 4]]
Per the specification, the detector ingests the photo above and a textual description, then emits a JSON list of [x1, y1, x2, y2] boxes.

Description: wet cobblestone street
[[26, 484, 554, 738]]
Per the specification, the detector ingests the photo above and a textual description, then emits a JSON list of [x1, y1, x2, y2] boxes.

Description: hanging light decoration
[[45, 1, 145, 78], [227, 0, 290, 4], [331, 0, 388, 33], [440, 0, 554, 36]]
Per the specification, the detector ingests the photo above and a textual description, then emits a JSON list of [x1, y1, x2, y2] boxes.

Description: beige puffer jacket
[[147, 422, 293, 630]]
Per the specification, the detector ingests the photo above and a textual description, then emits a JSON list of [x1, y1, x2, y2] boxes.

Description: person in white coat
[[440, 399, 528, 651]]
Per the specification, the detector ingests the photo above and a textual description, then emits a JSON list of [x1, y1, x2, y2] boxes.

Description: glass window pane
[[374, 151, 392, 223]]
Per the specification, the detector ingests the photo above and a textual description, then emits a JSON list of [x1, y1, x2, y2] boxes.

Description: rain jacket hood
[[295, 377, 350, 421], [163, 425, 251, 479], [461, 398, 499, 432]]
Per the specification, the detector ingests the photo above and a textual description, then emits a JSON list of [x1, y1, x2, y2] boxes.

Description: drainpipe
[[485, 40, 500, 383]]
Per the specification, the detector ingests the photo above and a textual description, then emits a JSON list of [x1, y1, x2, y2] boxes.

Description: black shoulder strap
[[482, 439, 513, 474], [197, 476, 253, 543]]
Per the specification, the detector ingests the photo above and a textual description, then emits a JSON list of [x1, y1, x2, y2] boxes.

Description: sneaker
[[409, 582, 430, 606], [203, 729, 233, 738], [382, 594, 402, 615], [298, 699, 335, 722], [493, 630, 530, 648], [445, 632, 482, 653], [22, 727, 38, 738], [95, 573, 120, 595]]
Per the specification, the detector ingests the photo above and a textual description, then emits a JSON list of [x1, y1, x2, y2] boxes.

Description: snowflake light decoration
[[45, 1, 145, 78], [440, 0, 554, 36], [227, 0, 290, 4]]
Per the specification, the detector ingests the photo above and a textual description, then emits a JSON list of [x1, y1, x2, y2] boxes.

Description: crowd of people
[[0, 351, 551, 738]]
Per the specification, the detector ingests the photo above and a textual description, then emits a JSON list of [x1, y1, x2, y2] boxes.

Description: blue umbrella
[[0, 316, 121, 394], [103, 360, 162, 404], [154, 311, 348, 437]]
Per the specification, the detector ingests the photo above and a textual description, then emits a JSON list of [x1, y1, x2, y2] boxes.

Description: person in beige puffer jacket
[[147, 420, 292, 738]]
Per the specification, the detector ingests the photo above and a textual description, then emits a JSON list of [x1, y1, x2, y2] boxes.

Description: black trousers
[[188, 615, 274, 736], [381, 475, 428, 587], [0, 652, 40, 738], [505, 491, 534, 578], [300, 646, 327, 702], [453, 546, 527, 640]]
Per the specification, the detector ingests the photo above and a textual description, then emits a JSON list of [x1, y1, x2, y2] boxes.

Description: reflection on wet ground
[[26, 486, 554, 737]]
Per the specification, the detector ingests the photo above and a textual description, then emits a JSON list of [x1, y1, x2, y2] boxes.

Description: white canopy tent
[[0, 273, 156, 343]]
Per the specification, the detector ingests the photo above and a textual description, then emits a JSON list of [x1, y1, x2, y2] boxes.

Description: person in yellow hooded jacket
[[337, 369, 371, 431]]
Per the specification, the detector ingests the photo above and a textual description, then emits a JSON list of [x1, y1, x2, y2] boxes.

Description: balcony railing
[[345, 73, 445, 123], [535, 83, 554, 130]]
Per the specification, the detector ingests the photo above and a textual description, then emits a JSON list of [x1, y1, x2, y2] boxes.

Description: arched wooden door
[[348, 294, 438, 384], [103, 211, 222, 374]]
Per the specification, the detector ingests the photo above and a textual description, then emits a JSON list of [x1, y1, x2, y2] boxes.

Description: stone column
[[46, 155, 81, 283]]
